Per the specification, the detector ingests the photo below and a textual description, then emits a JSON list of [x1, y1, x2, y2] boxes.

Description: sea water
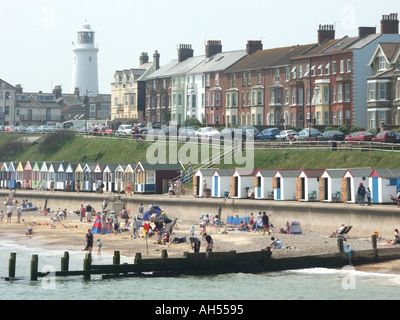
[[1, 235, 400, 301]]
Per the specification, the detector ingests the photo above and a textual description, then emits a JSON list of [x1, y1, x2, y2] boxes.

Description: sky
[[0, 0, 399, 94]]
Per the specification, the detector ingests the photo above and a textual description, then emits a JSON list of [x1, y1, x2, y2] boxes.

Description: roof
[[168, 55, 206, 77], [136, 162, 183, 171], [144, 59, 180, 80], [227, 44, 315, 73], [324, 169, 347, 178], [299, 169, 325, 178], [195, 168, 216, 177], [188, 50, 248, 74]]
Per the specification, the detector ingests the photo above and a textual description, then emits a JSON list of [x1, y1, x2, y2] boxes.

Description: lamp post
[[309, 58, 312, 138], [83, 94, 89, 134]]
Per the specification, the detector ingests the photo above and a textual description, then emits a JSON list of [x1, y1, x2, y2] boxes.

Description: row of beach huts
[[1, 161, 400, 204]]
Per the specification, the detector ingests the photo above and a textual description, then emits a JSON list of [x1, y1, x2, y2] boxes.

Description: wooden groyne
[[5, 236, 400, 281]]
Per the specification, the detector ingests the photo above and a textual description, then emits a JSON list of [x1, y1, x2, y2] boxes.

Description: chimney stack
[[153, 50, 160, 70], [358, 27, 376, 38], [178, 44, 194, 62], [381, 13, 399, 34], [206, 40, 222, 58], [318, 25, 335, 43], [52, 85, 62, 99], [74, 87, 80, 98], [246, 40, 263, 55], [139, 52, 149, 65]]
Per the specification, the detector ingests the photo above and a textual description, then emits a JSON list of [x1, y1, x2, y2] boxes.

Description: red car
[[344, 131, 375, 142], [372, 131, 397, 143]]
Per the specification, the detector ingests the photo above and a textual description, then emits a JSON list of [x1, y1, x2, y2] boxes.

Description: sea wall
[[3, 190, 400, 239]]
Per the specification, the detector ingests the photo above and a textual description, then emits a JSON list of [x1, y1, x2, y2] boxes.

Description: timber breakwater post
[[5, 235, 400, 282]]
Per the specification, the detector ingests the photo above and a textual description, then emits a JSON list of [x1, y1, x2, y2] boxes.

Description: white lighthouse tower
[[71, 22, 99, 96]]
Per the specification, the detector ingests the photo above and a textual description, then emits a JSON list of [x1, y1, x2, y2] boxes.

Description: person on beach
[[366, 187, 372, 206], [138, 203, 144, 219], [113, 216, 119, 235], [85, 203, 92, 222], [330, 224, 346, 238], [80, 204, 85, 222], [357, 182, 366, 206], [132, 216, 140, 239], [262, 212, 270, 235], [381, 229, 400, 246], [285, 221, 291, 234], [269, 236, 282, 250], [189, 236, 201, 252], [16, 203, 22, 223], [84, 229, 94, 254], [203, 232, 213, 256], [343, 237, 356, 265], [75, 180, 80, 193], [6, 203, 13, 223], [50, 179, 55, 193], [26, 227, 34, 235], [0, 210, 4, 223], [97, 239, 102, 255], [101, 211, 107, 234]]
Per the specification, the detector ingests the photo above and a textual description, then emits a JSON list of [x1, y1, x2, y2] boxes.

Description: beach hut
[[254, 169, 276, 200], [296, 169, 324, 201], [47, 162, 57, 190], [193, 168, 215, 197], [39, 162, 49, 190], [92, 162, 104, 191], [133, 162, 183, 194], [230, 168, 258, 199], [0, 162, 8, 189], [15, 161, 24, 189], [319, 169, 347, 202], [102, 163, 117, 193], [55, 162, 66, 190], [273, 169, 300, 201], [23, 161, 32, 189], [123, 163, 136, 194], [7, 162, 17, 189], [31, 162, 41, 190], [65, 163, 78, 191], [369, 169, 400, 204], [114, 164, 127, 193], [74, 163, 84, 191], [211, 169, 235, 198], [82, 163, 96, 192], [342, 168, 373, 203]]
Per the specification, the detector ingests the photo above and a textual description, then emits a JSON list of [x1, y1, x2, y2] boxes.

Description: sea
[[1, 233, 400, 304]]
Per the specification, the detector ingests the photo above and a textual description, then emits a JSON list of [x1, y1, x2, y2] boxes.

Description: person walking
[[96, 239, 102, 255], [357, 182, 366, 206], [84, 229, 94, 254], [262, 212, 270, 235], [343, 237, 357, 265], [6, 203, 13, 223], [366, 187, 372, 206]]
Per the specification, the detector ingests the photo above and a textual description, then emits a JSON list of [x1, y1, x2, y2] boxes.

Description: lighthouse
[[71, 22, 99, 96]]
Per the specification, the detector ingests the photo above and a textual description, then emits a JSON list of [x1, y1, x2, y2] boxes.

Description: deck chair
[[337, 225, 352, 238]]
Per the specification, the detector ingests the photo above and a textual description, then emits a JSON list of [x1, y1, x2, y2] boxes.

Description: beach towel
[[226, 216, 250, 228]]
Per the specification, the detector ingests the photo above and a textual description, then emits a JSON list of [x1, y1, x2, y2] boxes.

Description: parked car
[[4, 125, 15, 133], [296, 128, 322, 141], [393, 131, 400, 143], [46, 125, 57, 132], [14, 125, 27, 133], [117, 124, 132, 136], [344, 131, 375, 142], [195, 127, 221, 139], [372, 131, 397, 143], [317, 130, 346, 141], [237, 126, 260, 140], [276, 130, 299, 141], [26, 125, 38, 133], [257, 128, 281, 140], [178, 127, 196, 139], [37, 125, 48, 133]]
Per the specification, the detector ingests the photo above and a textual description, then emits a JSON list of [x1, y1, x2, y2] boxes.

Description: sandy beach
[[2, 195, 400, 275]]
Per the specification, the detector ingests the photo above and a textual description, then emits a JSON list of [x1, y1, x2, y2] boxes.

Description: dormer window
[[378, 57, 386, 70]]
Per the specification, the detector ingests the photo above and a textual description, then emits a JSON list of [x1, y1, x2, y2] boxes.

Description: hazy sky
[[1, 0, 399, 94]]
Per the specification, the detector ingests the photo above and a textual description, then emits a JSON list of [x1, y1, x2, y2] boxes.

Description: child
[[97, 239, 102, 255], [0, 210, 3, 223], [190, 225, 195, 237]]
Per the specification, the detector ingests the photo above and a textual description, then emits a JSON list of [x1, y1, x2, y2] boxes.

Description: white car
[[276, 130, 299, 141], [195, 127, 221, 139], [117, 124, 132, 136]]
